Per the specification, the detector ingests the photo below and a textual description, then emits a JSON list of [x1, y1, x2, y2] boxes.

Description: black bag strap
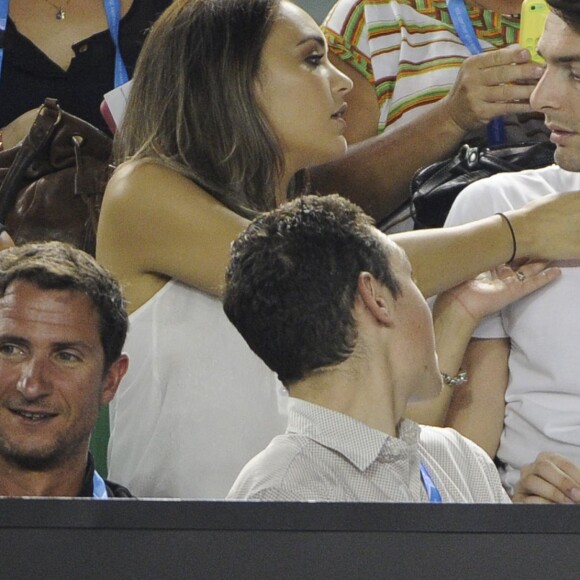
[[0, 98, 62, 222]]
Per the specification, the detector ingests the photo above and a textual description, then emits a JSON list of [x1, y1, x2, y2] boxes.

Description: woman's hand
[[407, 262, 560, 428], [513, 452, 580, 504], [433, 261, 561, 330]]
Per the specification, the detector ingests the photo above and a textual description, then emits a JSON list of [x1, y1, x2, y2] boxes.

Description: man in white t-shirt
[[444, 0, 580, 504]]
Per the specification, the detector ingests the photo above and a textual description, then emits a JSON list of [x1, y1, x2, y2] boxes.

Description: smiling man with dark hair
[[0, 242, 131, 498]]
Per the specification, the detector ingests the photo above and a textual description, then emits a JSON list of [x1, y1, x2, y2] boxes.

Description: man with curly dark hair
[[224, 195, 511, 502]]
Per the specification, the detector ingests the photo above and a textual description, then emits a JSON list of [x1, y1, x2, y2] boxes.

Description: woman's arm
[[445, 337, 510, 458], [395, 190, 580, 297], [98, 160, 580, 315], [406, 262, 560, 426]]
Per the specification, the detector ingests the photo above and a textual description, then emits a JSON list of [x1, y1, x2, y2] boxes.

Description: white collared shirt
[[227, 398, 509, 503]]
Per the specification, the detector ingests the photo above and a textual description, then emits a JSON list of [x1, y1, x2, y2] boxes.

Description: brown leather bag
[[0, 98, 113, 255]]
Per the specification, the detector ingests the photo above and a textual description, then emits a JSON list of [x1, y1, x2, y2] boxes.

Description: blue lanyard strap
[[420, 462, 443, 503], [92, 469, 108, 499], [103, 0, 129, 88], [447, 0, 484, 54], [446, 0, 505, 146], [0, 0, 9, 83]]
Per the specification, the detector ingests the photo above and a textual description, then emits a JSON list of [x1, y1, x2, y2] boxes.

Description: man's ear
[[100, 354, 129, 405], [357, 272, 394, 326]]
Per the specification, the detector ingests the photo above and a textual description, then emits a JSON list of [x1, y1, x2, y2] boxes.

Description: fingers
[[453, 261, 560, 322], [512, 452, 580, 504], [479, 83, 535, 103], [495, 261, 561, 298], [446, 46, 546, 129], [474, 63, 544, 92], [485, 45, 533, 67], [514, 264, 561, 294], [459, 58, 543, 106], [471, 46, 545, 83]]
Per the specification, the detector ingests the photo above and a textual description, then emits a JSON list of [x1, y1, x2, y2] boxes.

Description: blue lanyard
[[0, 0, 128, 88], [446, 0, 505, 146], [0, 0, 8, 82], [420, 462, 442, 503], [92, 469, 108, 499], [103, 0, 129, 88]]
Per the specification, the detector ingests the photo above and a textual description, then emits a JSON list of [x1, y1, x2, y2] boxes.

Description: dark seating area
[[2, 500, 580, 578]]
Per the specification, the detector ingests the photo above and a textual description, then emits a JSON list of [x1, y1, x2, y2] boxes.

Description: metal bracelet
[[441, 370, 468, 388]]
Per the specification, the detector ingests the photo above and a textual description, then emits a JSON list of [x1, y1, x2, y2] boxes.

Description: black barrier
[[0, 500, 578, 578]]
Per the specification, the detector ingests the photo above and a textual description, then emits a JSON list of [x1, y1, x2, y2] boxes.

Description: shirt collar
[[286, 398, 420, 472]]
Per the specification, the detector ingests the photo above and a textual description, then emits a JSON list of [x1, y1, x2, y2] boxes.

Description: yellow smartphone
[[519, 0, 550, 63]]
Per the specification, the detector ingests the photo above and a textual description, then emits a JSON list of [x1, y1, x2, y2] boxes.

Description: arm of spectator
[[513, 452, 580, 504], [444, 336, 509, 458], [310, 47, 544, 221], [395, 190, 580, 298], [96, 161, 249, 310], [406, 262, 560, 425], [1, 108, 40, 149], [99, 159, 580, 317]]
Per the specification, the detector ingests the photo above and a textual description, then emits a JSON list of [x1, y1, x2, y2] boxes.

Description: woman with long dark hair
[[98, 0, 580, 499]]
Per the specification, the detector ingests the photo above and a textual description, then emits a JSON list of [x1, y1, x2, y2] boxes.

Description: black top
[[0, 0, 170, 133], [80, 453, 133, 498]]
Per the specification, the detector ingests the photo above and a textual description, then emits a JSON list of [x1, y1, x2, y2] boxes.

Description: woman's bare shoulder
[[106, 160, 204, 200], [97, 158, 249, 302]]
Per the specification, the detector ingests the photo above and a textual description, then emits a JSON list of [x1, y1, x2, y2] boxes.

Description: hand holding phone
[[520, 0, 550, 63]]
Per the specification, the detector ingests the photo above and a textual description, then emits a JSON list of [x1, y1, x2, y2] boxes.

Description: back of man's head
[[0, 241, 128, 369], [223, 194, 400, 387], [547, 0, 580, 32]]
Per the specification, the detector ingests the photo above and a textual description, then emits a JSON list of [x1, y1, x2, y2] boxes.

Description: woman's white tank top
[[107, 279, 288, 498]]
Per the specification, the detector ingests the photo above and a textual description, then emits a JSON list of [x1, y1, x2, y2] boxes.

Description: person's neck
[[290, 359, 406, 437], [0, 455, 87, 498]]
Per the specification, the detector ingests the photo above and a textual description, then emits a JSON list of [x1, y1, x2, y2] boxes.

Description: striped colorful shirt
[[322, 0, 546, 143]]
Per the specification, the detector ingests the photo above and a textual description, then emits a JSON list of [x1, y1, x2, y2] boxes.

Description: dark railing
[[1, 499, 578, 579]]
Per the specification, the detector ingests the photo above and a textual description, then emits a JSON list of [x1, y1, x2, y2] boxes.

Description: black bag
[[0, 98, 113, 255], [410, 141, 556, 229]]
